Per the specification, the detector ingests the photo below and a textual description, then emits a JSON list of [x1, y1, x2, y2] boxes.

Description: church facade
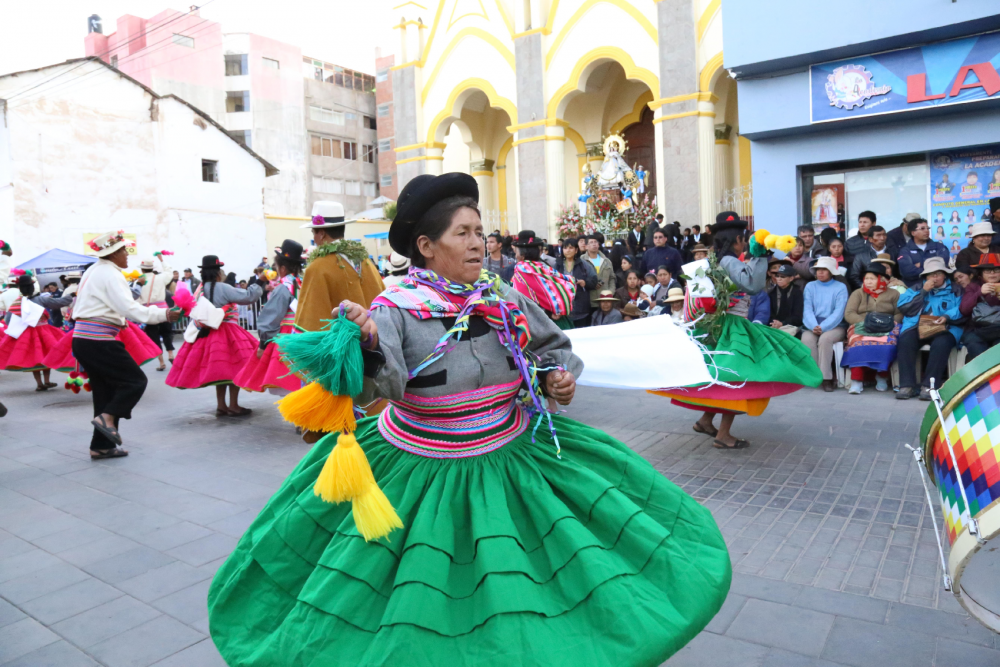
[[388, 0, 750, 238]]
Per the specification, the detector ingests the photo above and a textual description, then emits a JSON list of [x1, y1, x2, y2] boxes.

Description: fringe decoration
[[352, 484, 404, 542], [276, 382, 356, 433], [276, 318, 364, 396]]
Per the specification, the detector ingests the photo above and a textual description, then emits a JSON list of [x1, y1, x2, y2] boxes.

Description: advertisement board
[[928, 144, 1000, 258]]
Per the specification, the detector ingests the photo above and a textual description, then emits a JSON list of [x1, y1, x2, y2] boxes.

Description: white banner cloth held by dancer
[[4, 299, 45, 339], [565, 315, 713, 390]]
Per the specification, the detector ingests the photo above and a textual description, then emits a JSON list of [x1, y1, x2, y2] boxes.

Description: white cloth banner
[[565, 316, 713, 390], [182, 296, 226, 344]]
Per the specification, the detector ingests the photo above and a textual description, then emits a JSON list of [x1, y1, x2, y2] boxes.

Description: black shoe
[[821, 379, 835, 392], [919, 387, 932, 401], [0, 401, 6, 418], [897, 387, 919, 400]]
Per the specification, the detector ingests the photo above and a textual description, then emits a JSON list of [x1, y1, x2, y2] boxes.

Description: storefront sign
[[811, 31, 1000, 123], [928, 143, 1000, 259]]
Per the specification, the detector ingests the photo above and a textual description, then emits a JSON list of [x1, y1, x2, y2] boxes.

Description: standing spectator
[[990, 197, 1000, 237], [626, 220, 646, 257], [614, 270, 645, 308], [556, 238, 597, 328], [645, 213, 666, 249], [896, 257, 963, 400], [381, 252, 411, 287], [955, 222, 999, 270], [640, 229, 683, 278], [841, 264, 902, 394], [768, 264, 804, 335], [823, 237, 850, 286], [897, 217, 950, 288], [540, 244, 559, 268], [959, 253, 1000, 360], [181, 268, 200, 293], [849, 225, 889, 290], [585, 235, 616, 309], [684, 225, 709, 253], [886, 212, 919, 260], [801, 257, 849, 392], [788, 238, 813, 289], [591, 290, 624, 326], [798, 225, 824, 259], [484, 231, 514, 276], [615, 254, 635, 288], [845, 211, 876, 263]]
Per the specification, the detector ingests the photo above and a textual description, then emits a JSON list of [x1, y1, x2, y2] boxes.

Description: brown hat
[[870, 252, 896, 266], [619, 302, 646, 318], [691, 243, 709, 254]]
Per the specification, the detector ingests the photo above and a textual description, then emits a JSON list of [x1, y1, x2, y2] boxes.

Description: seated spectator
[[644, 271, 657, 287], [591, 290, 623, 326], [556, 238, 598, 328], [663, 287, 685, 323], [849, 224, 889, 290], [767, 258, 791, 288], [615, 254, 635, 288], [614, 270, 645, 308], [823, 237, 850, 277], [651, 266, 681, 307], [960, 253, 1000, 361], [639, 283, 655, 312], [691, 244, 709, 261], [845, 210, 877, 266], [898, 217, 950, 289], [896, 257, 964, 400], [798, 225, 824, 259], [620, 302, 646, 321], [802, 257, 849, 392], [768, 264, 803, 335], [955, 222, 999, 270], [841, 263, 902, 394], [749, 289, 770, 325], [788, 238, 813, 290], [870, 253, 906, 292]]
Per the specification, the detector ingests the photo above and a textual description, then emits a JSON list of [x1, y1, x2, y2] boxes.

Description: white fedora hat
[[810, 256, 840, 275], [920, 256, 954, 276], [969, 222, 995, 238], [88, 231, 128, 258], [301, 201, 347, 229]]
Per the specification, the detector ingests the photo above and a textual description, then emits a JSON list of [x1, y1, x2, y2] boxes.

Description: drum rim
[[949, 500, 1000, 631]]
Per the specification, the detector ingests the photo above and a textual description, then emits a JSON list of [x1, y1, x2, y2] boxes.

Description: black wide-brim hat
[[276, 239, 305, 264], [512, 230, 545, 247], [862, 262, 888, 279], [390, 173, 479, 256], [198, 255, 225, 270], [713, 210, 748, 233]]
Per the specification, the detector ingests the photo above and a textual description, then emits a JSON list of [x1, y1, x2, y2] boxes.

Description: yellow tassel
[[277, 382, 356, 433], [352, 484, 403, 542], [313, 432, 375, 503]]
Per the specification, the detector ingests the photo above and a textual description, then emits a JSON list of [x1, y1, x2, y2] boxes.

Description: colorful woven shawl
[[511, 260, 576, 318]]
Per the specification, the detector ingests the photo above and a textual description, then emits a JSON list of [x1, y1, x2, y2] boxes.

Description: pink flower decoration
[[312, 215, 325, 225]]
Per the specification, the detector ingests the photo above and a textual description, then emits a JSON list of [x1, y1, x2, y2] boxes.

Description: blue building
[[726, 1, 1000, 249]]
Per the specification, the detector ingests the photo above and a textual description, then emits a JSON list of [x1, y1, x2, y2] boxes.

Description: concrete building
[[728, 1, 1000, 245], [376, 51, 399, 200], [0, 58, 277, 274], [386, 0, 748, 237]]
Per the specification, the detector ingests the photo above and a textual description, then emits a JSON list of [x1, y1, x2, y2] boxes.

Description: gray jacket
[[360, 284, 583, 403], [201, 281, 263, 308], [256, 283, 293, 349]]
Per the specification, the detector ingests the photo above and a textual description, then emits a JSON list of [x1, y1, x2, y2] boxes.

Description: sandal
[[35, 385, 49, 392], [228, 407, 252, 417], [90, 447, 128, 460], [693, 423, 719, 437], [713, 438, 750, 449], [44, 382, 58, 389], [216, 408, 233, 417], [91, 415, 123, 446], [156, 365, 166, 372]]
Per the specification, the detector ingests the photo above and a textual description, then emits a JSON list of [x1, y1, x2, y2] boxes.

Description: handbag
[[863, 311, 894, 335], [971, 301, 1000, 328], [917, 314, 947, 339]]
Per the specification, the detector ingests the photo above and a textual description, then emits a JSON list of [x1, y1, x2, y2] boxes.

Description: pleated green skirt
[[207, 414, 732, 666]]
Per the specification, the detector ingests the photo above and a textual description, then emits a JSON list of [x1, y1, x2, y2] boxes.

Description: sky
[[0, 0, 402, 77]]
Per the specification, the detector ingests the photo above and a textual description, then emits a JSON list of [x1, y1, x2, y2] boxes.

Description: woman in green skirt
[[208, 173, 732, 666]]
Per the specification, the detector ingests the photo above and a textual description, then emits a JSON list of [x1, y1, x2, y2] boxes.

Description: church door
[[622, 106, 656, 201]]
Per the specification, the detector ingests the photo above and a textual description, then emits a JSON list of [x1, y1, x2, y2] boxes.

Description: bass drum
[[919, 345, 1000, 632]]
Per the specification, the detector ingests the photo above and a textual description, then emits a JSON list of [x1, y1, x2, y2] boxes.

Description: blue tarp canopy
[[17, 249, 97, 275], [363, 231, 389, 239]]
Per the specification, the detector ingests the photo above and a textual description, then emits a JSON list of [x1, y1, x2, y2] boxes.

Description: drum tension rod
[[904, 444, 952, 592], [929, 380, 986, 545]]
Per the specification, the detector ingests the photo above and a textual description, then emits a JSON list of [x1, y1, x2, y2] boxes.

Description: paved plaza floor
[[0, 367, 998, 666]]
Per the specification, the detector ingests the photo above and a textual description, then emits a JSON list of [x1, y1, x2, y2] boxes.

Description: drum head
[[951, 510, 1000, 632]]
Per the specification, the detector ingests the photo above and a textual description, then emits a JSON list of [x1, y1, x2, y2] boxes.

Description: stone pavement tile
[[933, 637, 1000, 667], [703, 593, 746, 635], [149, 638, 228, 667], [0, 597, 26, 629], [729, 571, 803, 606], [28, 523, 115, 555], [2, 639, 100, 667], [82, 546, 177, 584], [117, 560, 213, 603], [51, 595, 162, 649], [793, 586, 890, 623], [0, 561, 89, 604], [0, 617, 60, 664], [762, 648, 850, 667], [57, 534, 143, 568], [885, 602, 996, 649], [20, 577, 123, 625], [151, 579, 212, 625], [821, 616, 936, 667], [726, 598, 834, 657], [0, 532, 36, 561], [872, 578, 903, 601], [664, 631, 769, 667], [165, 532, 237, 567], [128, 521, 214, 552], [197, 556, 228, 577], [88, 614, 205, 667], [176, 499, 247, 528]]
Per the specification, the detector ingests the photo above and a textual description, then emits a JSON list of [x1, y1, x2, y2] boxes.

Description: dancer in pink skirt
[[166, 255, 267, 416], [234, 240, 304, 394], [0, 274, 73, 390]]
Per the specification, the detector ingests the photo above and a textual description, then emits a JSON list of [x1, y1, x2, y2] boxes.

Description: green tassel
[[275, 317, 364, 396]]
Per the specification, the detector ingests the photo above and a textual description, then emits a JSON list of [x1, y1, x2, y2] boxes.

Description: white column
[[544, 129, 566, 239], [696, 99, 717, 227], [714, 138, 732, 205], [425, 148, 444, 176], [471, 159, 495, 210]]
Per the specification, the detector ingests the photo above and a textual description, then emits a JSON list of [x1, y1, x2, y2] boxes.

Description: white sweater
[[138, 261, 172, 306], [73, 259, 168, 326]]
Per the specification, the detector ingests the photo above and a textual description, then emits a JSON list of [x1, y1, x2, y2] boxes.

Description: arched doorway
[[622, 106, 656, 201]]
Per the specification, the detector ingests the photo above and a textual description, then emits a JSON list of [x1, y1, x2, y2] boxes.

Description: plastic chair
[[832, 341, 847, 388]]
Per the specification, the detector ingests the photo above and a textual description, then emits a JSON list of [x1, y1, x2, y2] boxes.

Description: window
[[310, 135, 341, 158], [363, 74, 375, 91], [226, 91, 250, 113], [309, 106, 344, 125], [172, 33, 195, 48], [380, 173, 393, 187], [227, 130, 252, 150], [343, 142, 357, 161], [313, 177, 344, 194], [376, 69, 388, 83], [364, 115, 377, 130], [363, 182, 378, 197], [262, 57, 280, 70], [312, 60, 323, 81], [362, 145, 375, 163], [377, 104, 390, 118], [345, 181, 361, 195], [224, 54, 248, 76], [202, 159, 218, 183], [110, 55, 118, 68], [378, 138, 391, 152], [345, 112, 357, 121]]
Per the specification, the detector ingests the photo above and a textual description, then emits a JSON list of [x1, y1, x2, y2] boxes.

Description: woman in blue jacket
[[895, 257, 964, 400]]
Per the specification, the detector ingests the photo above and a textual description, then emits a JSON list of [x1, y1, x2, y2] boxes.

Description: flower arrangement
[[555, 205, 592, 239]]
